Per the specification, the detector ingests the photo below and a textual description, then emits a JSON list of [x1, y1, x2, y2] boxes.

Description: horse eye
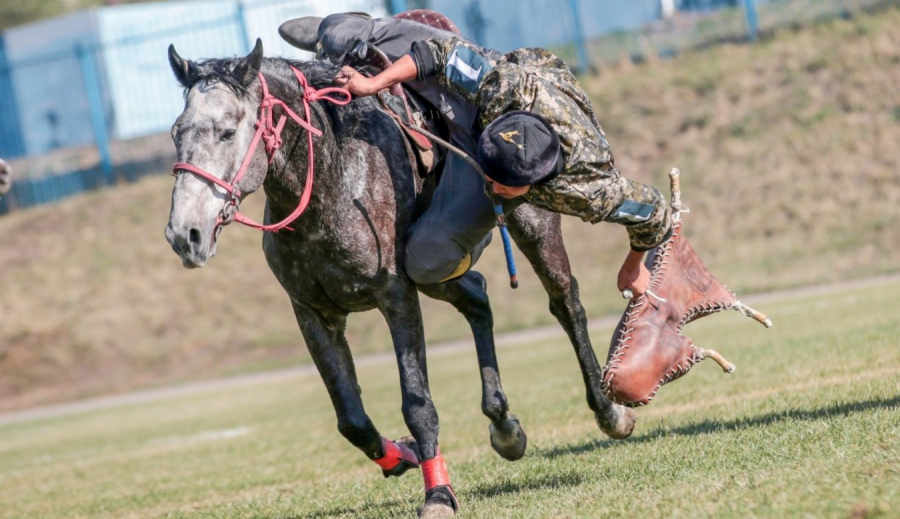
[[221, 129, 236, 142]]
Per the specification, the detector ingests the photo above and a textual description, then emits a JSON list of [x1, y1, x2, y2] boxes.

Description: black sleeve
[[410, 40, 438, 81]]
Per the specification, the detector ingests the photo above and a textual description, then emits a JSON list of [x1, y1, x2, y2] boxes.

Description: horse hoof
[[489, 414, 527, 461], [419, 486, 458, 518], [394, 435, 423, 460], [595, 404, 637, 440], [381, 436, 422, 478], [419, 503, 455, 519]]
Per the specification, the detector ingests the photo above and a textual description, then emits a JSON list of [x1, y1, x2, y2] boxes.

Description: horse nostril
[[189, 228, 203, 246]]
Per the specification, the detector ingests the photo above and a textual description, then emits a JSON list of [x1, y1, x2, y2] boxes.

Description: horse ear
[[168, 44, 199, 88], [233, 38, 264, 88]]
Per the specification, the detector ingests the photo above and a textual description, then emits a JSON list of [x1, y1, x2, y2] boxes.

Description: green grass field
[[1, 279, 897, 518], [2, 6, 899, 411]]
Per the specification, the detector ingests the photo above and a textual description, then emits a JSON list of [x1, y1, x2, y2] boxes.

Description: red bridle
[[173, 67, 351, 232]]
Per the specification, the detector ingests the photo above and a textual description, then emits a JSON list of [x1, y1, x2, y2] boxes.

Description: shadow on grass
[[465, 470, 586, 500], [287, 472, 586, 517], [285, 497, 410, 519], [538, 394, 900, 459], [281, 396, 899, 517]]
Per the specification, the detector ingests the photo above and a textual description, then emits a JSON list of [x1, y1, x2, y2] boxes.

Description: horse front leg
[[378, 281, 459, 518], [505, 203, 637, 440], [417, 271, 527, 461], [291, 301, 420, 478]]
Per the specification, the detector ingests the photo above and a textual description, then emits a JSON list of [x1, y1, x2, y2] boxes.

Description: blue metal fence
[[0, 37, 25, 158], [0, 0, 894, 214]]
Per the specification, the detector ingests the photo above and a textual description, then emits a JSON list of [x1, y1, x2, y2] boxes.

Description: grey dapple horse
[[165, 40, 634, 516]]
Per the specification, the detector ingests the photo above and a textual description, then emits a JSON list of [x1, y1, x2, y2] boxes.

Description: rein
[[173, 67, 351, 233]]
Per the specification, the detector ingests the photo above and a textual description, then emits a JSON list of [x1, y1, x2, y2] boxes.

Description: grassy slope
[[584, 6, 900, 295], [0, 0, 154, 31], [0, 279, 897, 518], [1, 7, 898, 410]]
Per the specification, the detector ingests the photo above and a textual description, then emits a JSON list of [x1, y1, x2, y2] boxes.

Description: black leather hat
[[477, 111, 562, 187], [278, 16, 324, 52]]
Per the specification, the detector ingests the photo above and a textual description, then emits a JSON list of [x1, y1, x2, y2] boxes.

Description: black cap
[[477, 111, 562, 187]]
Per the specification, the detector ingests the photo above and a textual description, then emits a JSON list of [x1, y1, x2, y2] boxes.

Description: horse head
[[165, 40, 269, 268], [0, 158, 11, 198]]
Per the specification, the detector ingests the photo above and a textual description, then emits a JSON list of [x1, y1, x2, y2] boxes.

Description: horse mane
[[263, 58, 343, 91], [184, 56, 377, 134]]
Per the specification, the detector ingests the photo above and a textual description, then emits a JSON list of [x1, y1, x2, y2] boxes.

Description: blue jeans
[[404, 140, 496, 284]]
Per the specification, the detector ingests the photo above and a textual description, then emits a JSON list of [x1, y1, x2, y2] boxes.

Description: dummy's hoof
[[489, 414, 528, 461], [595, 404, 637, 440]]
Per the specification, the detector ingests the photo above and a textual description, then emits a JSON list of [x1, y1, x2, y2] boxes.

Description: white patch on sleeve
[[448, 49, 483, 82]]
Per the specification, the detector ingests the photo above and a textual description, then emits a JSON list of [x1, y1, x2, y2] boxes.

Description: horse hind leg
[[290, 302, 419, 478], [505, 203, 637, 440], [418, 271, 528, 461]]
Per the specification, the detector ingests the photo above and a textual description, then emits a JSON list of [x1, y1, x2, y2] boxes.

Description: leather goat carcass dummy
[[601, 169, 773, 407]]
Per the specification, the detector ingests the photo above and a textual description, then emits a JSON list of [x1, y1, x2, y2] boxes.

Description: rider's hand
[[335, 66, 380, 97], [617, 249, 650, 299]]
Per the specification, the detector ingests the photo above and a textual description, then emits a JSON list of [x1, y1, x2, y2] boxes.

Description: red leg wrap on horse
[[373, 437, 419, 471], [421, 449, 451, 491]]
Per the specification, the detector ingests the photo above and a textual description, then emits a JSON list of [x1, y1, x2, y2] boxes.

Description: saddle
[[393, 9, 462, 35], [600, 169, 773, 407], [347, 9, 460, 177], [348, 42, 442, 177], [381, 87, 443, 177]]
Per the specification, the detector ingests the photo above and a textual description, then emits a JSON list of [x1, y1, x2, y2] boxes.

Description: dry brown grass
[[586, 6, 900, 293], [1, 7, 897, 411]]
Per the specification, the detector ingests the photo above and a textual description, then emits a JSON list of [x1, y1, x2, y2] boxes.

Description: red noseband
[[173, 67, 351, 233]]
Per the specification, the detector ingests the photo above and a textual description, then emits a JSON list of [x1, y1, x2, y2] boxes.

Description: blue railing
[[0, 0, 892, 215]]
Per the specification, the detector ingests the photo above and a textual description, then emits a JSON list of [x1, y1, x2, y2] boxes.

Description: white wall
[[96, 0, 386, 140], [97, 1, 247, 140], [4, 11, 100, 155]]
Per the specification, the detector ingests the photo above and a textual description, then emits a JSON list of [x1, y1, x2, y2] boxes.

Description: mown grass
[[1, 6, 899, 410], [0, 280, 897, 518]]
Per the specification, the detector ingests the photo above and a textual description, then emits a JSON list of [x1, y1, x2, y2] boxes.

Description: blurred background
[[0, 0, 897, 412]]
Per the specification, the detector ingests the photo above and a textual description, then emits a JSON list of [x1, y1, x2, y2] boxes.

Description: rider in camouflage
[[280, 14, 501, 285], [339, 37, 672, 294]]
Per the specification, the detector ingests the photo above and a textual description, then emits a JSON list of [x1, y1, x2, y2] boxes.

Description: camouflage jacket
[[411, 38, 672, 251]]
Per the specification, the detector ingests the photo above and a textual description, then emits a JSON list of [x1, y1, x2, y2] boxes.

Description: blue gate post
[[743, 0, 760, 41], [236, 0, 253, 54], [76, 44, 115, 186], [566, 0, 591, 73], [389, 0, 407, 15]]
